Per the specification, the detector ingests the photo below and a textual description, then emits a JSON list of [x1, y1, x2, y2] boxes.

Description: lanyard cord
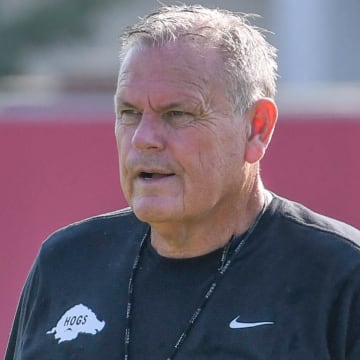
[[123, 202, 268, 360]]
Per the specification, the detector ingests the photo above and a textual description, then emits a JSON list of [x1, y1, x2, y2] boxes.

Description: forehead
[[116, 42, 226, 105]]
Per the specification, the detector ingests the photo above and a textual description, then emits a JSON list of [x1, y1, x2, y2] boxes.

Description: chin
[[131, 198, 178, 224]]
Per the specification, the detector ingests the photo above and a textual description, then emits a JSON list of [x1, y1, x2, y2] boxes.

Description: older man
[[6, 4, 360, 360]]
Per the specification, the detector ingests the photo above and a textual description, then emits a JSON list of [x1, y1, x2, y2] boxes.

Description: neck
[[149, 182, 271, 259]]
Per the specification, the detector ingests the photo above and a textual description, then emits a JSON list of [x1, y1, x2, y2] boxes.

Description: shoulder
[[39, 207, 148, 260], [265, 194, 360, 268], [270, 194, 360, 244]]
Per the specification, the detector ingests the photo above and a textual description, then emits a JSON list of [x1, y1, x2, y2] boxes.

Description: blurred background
[[1, 0, 360, 355]]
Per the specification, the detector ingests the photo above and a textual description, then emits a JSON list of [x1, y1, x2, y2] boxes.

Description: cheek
[[181, 139, 225, 192], [222, 126, 248, 164], [197, 132, 246, 188], [206, 131, 244, 169], [115, 131, 132, 189], [116, 126, 134, 160]]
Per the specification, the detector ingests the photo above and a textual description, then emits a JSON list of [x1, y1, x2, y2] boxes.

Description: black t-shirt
[[5, 194, 360, 359], [130, 238, 224, 357]]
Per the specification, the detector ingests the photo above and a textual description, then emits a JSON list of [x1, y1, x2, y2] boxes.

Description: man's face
[[115, 42, 251, 226]]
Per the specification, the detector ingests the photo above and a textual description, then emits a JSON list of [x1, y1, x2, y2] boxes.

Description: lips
[[139, 172, 175, 180], [129, 161, 176, 182]]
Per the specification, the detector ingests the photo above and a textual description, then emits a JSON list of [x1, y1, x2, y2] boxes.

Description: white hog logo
[[47, 304, 105, 343]]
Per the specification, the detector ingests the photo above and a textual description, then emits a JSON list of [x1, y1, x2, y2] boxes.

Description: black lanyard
[[124, 203, 267, 359]]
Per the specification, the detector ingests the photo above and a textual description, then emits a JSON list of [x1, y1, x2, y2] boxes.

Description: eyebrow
[[148, 101, 187, 113], [115, 96, 189, 113], [115, 99, 135, 108]]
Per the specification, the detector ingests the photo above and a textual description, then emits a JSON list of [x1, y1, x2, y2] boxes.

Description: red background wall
[[1, 113, 360, 355]]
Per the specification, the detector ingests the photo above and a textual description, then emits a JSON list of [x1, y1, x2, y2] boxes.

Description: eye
[[167, 110, 185, 117], [117, 109, 142, 125], [163, 110, 195, 127]]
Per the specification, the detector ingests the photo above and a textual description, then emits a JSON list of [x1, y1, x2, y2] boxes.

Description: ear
[[245, 98, 278, 164]]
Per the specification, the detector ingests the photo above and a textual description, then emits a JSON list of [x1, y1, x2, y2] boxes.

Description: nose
[[131, 113, 166, 152]]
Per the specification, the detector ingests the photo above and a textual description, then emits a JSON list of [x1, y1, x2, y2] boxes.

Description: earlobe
[[245, 98, 278, 163]]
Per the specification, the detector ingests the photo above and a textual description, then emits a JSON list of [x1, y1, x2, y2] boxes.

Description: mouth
[[139, 172, 175, 180]]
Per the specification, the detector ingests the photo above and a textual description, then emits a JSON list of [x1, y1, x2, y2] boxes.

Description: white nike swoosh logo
[[229, 316, 274, 329]]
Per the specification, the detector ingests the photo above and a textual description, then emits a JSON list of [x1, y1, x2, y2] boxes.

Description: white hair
[[119, 4, 278, 115]]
